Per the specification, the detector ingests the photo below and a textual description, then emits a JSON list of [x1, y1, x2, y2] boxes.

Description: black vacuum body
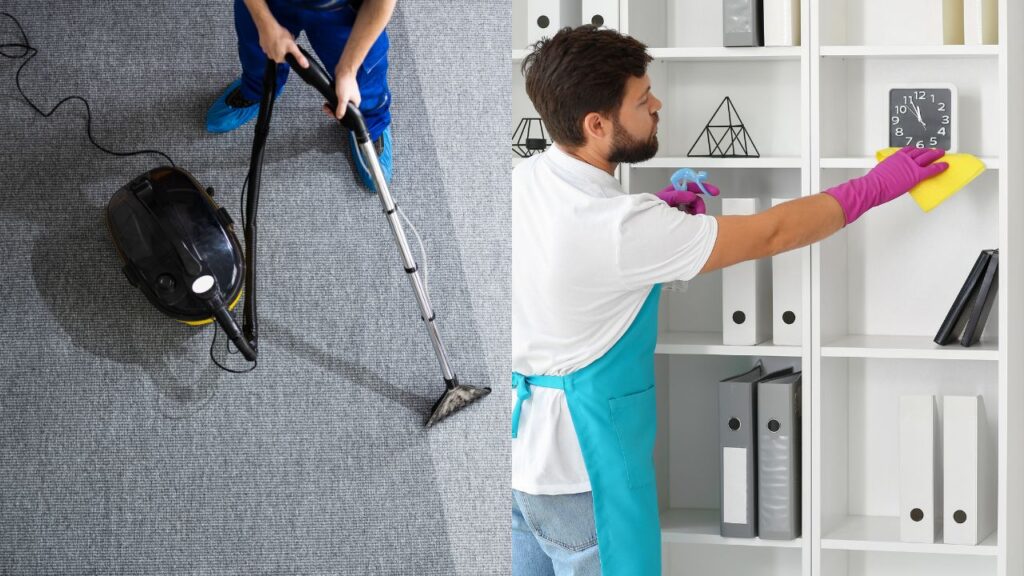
[[106, 166, 245, 328]]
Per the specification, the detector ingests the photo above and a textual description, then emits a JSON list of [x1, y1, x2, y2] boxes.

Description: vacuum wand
[[283, 47, 491, 427]]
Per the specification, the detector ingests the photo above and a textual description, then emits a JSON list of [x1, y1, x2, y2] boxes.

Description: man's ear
[[582, 111, 610, 143]]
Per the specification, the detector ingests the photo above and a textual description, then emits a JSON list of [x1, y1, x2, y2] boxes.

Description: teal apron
[[513, 284, 663, 575]]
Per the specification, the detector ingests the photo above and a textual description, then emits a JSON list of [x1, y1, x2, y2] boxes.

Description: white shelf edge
[[661, 508, 802, 549], [649, 46, 802, 62], [512, 49, 529, 62], [821, 515, 998, 556], [635, 156, 803, 169], [656, 331, 802, 357], [821, 334, 999, 361], [820, 157, 1000, 170], [820, 45, 999, 58]]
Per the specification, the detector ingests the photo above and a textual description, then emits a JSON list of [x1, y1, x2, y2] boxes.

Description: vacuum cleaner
[[106, 46, 490, 427]]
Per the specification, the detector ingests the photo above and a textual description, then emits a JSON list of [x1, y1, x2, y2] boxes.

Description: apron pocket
[[608, 384, 657, 489]]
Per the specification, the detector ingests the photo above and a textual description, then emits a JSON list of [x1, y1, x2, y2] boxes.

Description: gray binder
[[723, 0, 764, 47], [719, 363, 793, 538], [757, 371, 802, 540]]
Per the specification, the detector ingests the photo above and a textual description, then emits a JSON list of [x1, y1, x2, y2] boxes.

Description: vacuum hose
[[213, 304, 257, 361], [284, 48, 369, 143], [238, 59, 279, 360], [193, 274, 257, 361]]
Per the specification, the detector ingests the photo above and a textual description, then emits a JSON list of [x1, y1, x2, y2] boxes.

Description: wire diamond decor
[[513, 117, 551, 158]]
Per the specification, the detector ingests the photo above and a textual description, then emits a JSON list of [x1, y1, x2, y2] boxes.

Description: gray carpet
[[0, 1, 510, 574]]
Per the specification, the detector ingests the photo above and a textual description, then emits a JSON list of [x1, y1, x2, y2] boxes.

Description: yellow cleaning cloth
[[875, 147, 986, 212]]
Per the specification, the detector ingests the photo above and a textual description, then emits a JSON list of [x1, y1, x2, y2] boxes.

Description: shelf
[[821, 515, 998, 556], [820, 45, 999, 58], [661, 508, 802, 548], [512, 49, 529, 62], [656, 332, 802, 357], [820, 157, 1000, 170], [649, 46, 802, 62], [821, 335, 999, 361], [635, 156, 803, 170]]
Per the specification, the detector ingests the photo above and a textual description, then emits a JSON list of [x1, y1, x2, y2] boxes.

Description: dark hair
[[521, 26, 652, 147]]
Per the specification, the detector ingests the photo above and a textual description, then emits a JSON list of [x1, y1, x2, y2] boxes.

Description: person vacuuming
[[511, 26, 950, 575], [1, 9, 487, 427], [207, 0, 394, 193]]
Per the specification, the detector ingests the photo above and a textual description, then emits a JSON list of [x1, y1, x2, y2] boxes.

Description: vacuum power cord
[[0, 12, 176, 167]]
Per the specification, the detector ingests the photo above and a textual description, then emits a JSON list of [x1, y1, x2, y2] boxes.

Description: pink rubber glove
[[823, 146, 949, 225], [655, 180, 721, 215]]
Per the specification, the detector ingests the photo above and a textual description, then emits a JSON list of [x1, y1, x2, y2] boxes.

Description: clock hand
[[912, 102, 926, 127]]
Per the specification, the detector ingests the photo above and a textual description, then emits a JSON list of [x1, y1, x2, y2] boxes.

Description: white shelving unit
[[811, 3, 1022, 576], [512, 1, 1023, 575]]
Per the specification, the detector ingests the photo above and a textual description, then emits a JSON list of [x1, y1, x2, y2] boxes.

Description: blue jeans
[[233, 0, 392, 139], [512, 490, 601, 576]]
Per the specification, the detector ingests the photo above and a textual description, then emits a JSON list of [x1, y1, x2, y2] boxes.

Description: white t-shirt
[[511, 145, 719, 495]]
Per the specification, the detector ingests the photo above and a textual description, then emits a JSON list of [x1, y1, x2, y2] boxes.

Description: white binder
[[582, 0, 619, 31], [763, 0, 799, 47], [722, 198, 770, 346], [899, 395, 941, 543], [943, 395, 996, 545], [964, 0, 997, 45], [771, 198, 801, 346], [527, 0, 582, 45]]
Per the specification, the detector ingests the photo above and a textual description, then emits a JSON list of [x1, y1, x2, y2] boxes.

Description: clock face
[[889, 88, 954, 150]]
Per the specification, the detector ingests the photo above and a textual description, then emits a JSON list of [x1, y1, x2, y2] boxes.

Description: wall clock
[[888, 84, 958, 152]]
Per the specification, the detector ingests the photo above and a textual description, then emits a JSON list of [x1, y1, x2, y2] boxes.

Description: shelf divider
[[821, 515, 998, 556], [650, 46, 802, 62], [820, 157, 1000, 170], [820, 334, 999, 361], [661, 508, 803, 549], [819, 45, 1000, 58], [656, 331, 802, 357], [637, 156, 803, 170]]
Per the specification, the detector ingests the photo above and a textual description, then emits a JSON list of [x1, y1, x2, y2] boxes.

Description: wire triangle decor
[[687, 96, 760, 158]]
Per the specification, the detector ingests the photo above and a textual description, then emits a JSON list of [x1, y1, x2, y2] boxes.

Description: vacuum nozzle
[[426, 376, 491, 428]]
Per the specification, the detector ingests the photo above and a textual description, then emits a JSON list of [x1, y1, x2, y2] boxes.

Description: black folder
[[961, 250, 999, 347], [935, 250, 993, 345]]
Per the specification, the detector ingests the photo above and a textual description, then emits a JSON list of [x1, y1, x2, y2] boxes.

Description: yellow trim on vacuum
[[179, 289, 244, 326]]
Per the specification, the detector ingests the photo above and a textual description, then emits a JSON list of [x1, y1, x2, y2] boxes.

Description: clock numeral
[[929, 137, 938, 146], [916, 141, 926, 148], [891, 115, 900, 125], [906, 137, 914, 145], [938, 102, 946, 112], [916, 90, 926, 99], [895, 127, 904, 136], [938, 127, 947, 136], [942, 115, 950, 125], [896, 105, 908, 114]]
